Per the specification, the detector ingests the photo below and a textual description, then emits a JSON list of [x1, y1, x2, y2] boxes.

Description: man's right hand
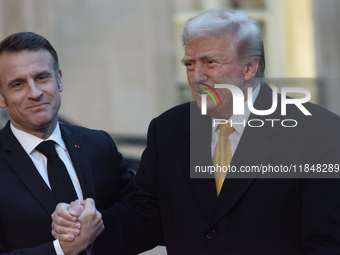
[[52, 198, 105, 255], [51, 200, 84, 241]]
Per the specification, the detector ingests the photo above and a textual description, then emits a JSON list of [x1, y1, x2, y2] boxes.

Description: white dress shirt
[[211, 83, 261, 157], [11, 122, 83, 255]]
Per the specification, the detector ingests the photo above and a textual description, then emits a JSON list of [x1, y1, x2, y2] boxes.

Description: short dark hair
[[0, 32, 59, 73]]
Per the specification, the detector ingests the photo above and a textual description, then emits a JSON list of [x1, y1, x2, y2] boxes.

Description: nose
[[193, 62, 208, 82], [27, 80, 43, 100]]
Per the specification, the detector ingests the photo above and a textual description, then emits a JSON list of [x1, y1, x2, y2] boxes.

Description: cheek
[[54, 91, 62, 107], [187, 71, 194, 82], [45, 87, 60, 101], [216, 89, 231, 103], [190, 87, 199, 101], [5, 94, 22, 108], [51, 93, 60, 106], [218, 63, 239, 76]]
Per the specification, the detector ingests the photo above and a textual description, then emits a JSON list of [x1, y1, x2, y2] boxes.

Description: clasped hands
[[51, 198, 104, 255]]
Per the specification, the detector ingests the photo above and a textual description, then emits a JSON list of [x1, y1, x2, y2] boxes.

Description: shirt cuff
[[53, 239, 65, 255]]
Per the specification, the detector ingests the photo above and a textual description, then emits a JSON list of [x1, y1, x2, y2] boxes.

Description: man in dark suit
[[52, 9, 340, 254], [0, 32, 132, 255]]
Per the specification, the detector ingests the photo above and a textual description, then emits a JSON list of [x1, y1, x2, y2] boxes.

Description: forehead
[[183, 36, 232, 60], [0, 50, 54, 83]]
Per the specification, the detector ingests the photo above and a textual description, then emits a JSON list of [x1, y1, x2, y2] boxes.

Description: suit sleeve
[[0, 233, 56, 255], [93, 119, 163, 255], [101, 130, 133, 191]]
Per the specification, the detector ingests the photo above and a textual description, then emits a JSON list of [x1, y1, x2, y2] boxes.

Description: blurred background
[[0, 0, 339, 253]]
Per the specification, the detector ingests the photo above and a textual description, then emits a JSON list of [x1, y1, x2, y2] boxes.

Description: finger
[[78, 200, 98, 223], [74, 199, 81, 205], [96, 211, 103, 224], [52, 213, 82, 229], [52, 221, 81, 236], [98, 219, 105, 234], [51, 228, 75, 242], [52, 203, 78, 223], [69, 201, 85, 217], [81, 198, 95, 208]]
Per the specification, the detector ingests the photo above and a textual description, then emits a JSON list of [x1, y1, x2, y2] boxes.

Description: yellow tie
[[212, 123, 234, 196]]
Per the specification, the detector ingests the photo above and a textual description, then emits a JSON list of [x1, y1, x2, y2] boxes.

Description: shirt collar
[[11, 122, 66, 155], [212, 83, 261, 135]]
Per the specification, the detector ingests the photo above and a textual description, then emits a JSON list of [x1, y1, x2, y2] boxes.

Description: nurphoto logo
[[199, 83, 312, 128]]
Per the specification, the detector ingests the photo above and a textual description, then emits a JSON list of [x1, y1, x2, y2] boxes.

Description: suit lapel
[[60, 125, 95, 199], [0, 122, 57, 215]]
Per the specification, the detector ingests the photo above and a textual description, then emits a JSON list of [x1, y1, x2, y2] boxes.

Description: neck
[[10, 120, 58, 140]]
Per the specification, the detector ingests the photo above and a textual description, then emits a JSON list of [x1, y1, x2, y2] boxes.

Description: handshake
[[51, 199, 104, 255]]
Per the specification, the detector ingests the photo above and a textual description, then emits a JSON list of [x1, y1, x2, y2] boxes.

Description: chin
[[205, 102, 218, 112], [194, 94, 215, 107], [32, 116, 55, 128]]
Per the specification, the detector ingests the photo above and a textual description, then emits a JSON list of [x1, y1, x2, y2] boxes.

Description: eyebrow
[[6, 77, 25, 88], [197, 53, 221, 60], [34, 70, 53, 78], [181, 56, 192, 64], [181, 53, 221, 64]]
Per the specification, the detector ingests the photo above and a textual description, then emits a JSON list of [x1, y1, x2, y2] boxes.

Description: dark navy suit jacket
[[0, 123, 132, 255]]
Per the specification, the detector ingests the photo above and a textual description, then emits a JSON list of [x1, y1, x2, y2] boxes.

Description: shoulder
[[304, 101, 340, 121], [152, 102, 192, 126], [143, 102, 193, 141], [259, 83, 340, 128], [287, 101, 340, 130], [60, 124, 108, 135], [157, 102, 190, 119], [60, 124, 113, 144]]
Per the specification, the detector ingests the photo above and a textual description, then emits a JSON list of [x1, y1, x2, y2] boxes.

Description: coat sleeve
[[93, 119, 163, 255], [300, 111, 340, 253]]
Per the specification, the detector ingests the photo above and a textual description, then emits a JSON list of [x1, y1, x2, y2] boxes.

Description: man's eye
[[185, 62, 194, 70], [38, 76, 48, 81], [207, 60, 216, 64], [13, 83, 22, 88]]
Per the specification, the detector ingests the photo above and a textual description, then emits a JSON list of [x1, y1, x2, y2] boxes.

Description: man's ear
[[244, 59, 259, 81], [57, 69, 63, 92], [0, 92, 7, 108]]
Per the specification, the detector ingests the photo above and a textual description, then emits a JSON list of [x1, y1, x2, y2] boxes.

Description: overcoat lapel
[[0, 122, 57, 215], [60, 125, 95, 200], [210, 83, 280, 225], [210, 119, 276, 225], [185, 102, 218, 220]]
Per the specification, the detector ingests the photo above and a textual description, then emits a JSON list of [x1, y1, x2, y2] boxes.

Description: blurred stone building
[[1, 0, 339, 134], [1, 0, 339, 131], [0, 0, 339, 254]]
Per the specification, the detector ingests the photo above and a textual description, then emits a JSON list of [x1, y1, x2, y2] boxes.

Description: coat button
[[205, 229, 216, 240]]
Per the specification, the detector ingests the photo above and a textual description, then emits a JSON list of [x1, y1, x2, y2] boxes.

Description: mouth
[[195, 82, 214, 93], [197, 87, 212, 94], [27, 102, 49, 110]]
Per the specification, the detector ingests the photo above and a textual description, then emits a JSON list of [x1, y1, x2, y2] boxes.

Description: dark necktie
[[35, 140, 78, 203]]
